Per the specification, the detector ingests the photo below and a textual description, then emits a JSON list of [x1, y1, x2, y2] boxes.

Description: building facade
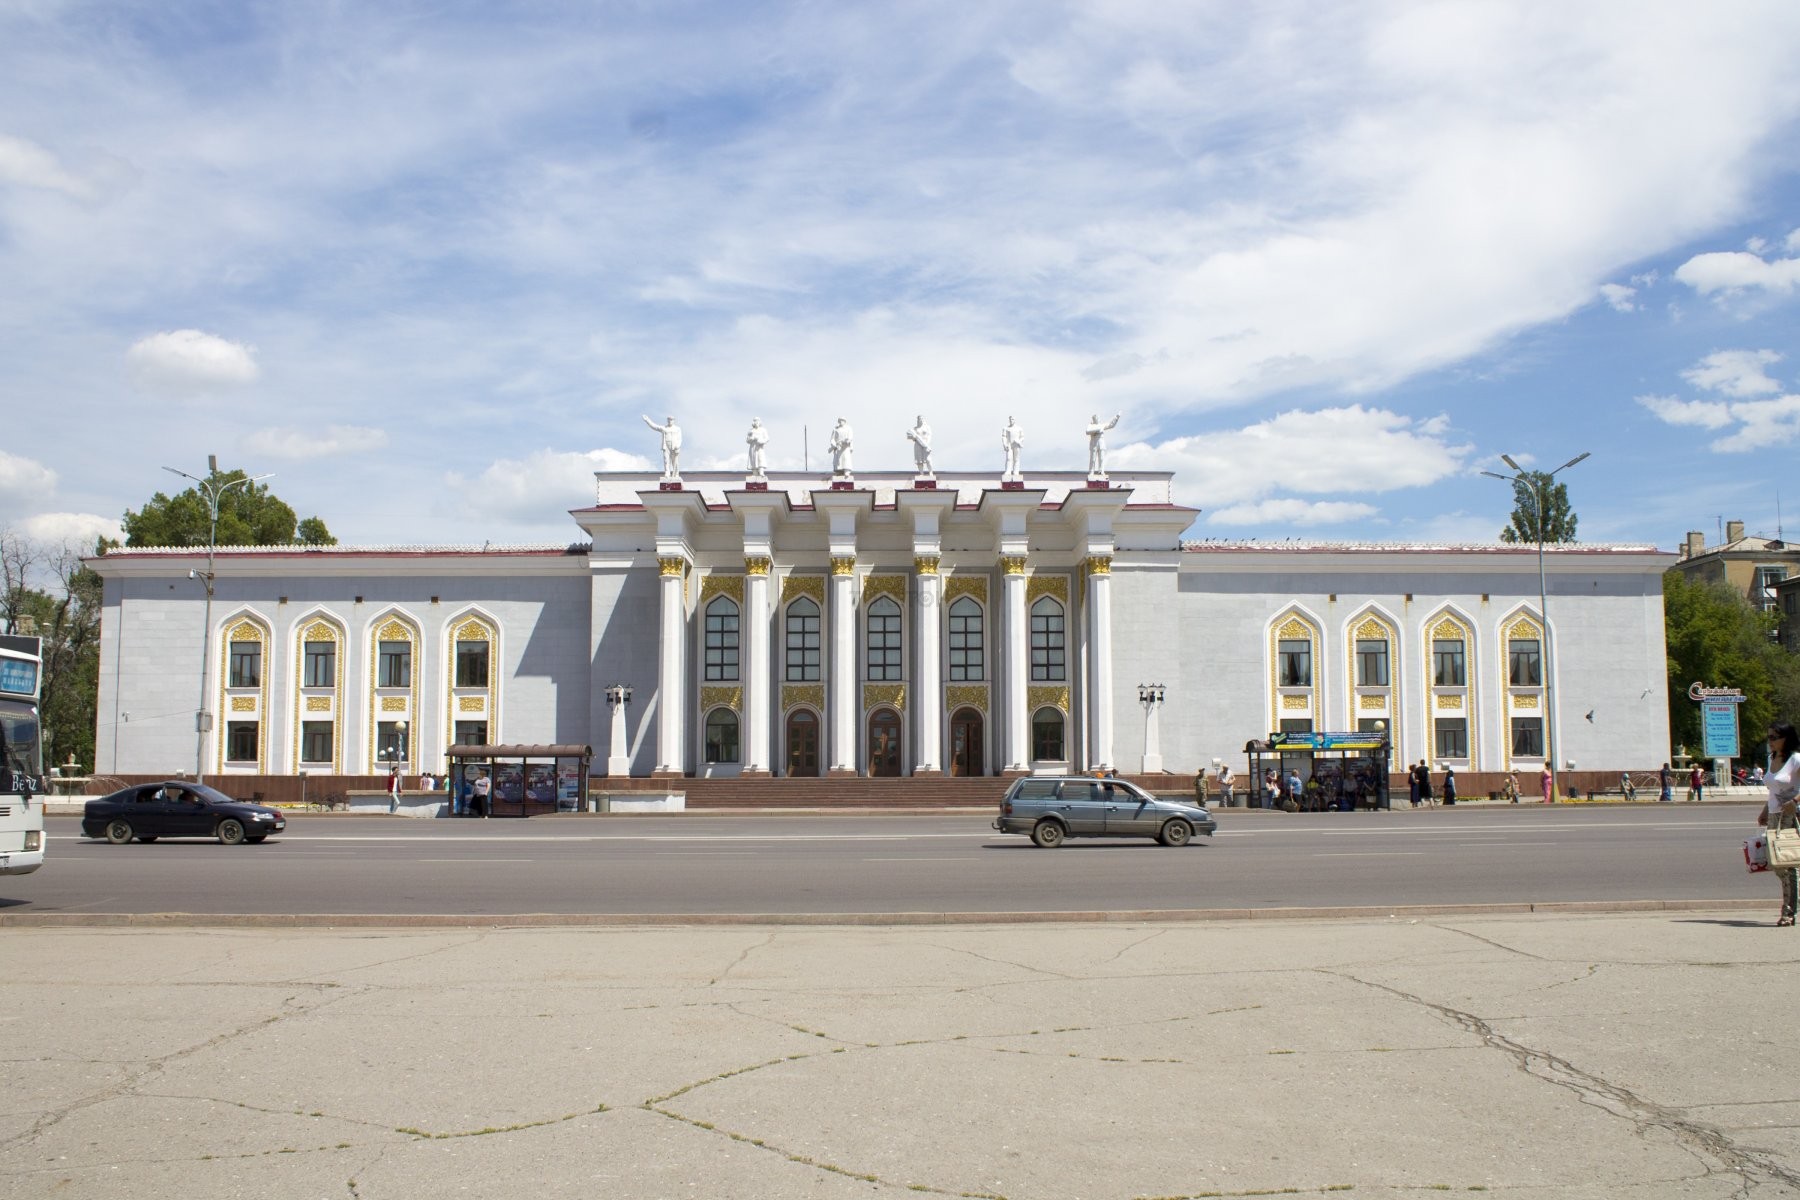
[[89, 469, 1675, 782]]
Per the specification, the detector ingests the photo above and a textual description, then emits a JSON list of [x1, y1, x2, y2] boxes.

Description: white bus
[[0, 634, 46, 874]]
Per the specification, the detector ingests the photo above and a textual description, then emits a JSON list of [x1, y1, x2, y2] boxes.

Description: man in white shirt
[[1216, 762, 1234, 807]]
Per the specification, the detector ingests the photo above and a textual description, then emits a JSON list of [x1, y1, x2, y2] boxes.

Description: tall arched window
[[1030, 597, 1065, 682], [866, 596, 901, 681], [785, 597, 820, 682], [948, 597, 984, 681], [705, 596, 740, 682]]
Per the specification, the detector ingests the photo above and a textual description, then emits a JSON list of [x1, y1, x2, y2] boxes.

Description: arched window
[[866, 596, 901, 681], [704, 709, 740, 764], [705, 597, 740, 682], [948, 597, 984, 682], [1031, 707, 1064, 761], [785, 597, 820, 682], [1030, 597, 1065, 682]]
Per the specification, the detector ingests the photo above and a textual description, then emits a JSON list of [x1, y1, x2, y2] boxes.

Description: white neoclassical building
[[89, 468, 1675, 785]]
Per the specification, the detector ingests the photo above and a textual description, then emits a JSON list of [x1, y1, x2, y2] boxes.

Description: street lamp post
[[1137, 683, 1165, 773], [164, 457, 273, 785], [1481, 451, 1590, 800]]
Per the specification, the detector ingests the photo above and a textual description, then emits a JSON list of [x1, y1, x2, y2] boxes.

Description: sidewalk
[[5, 911, 1798, 1198]]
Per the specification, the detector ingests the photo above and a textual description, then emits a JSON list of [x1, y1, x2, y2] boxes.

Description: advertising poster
[[557, 761, 582, 810], [526, 763, 556, 804], [494, 762, 524, 803], [1702, 700, 1740, 759]]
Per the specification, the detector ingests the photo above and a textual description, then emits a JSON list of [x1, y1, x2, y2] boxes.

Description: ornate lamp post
[[163, 457, 272, 785], [606, 683, 634, 776], [1481, 451, 1589, 798], [1137, 682, 1165, 773]]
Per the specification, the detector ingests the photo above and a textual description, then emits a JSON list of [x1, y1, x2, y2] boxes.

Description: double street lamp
[[1480, 451, 1589, 797], [165, 457, 273, 785]]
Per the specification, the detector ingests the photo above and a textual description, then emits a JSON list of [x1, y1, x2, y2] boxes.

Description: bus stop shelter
[[445, 744, 592, 817], [1245, 731, 1392, 811]]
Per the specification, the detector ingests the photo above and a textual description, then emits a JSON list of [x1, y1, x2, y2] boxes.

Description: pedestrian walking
[[1442, 767, 1457, 806], [1659, 762, 1673, 803], [471, 769, 491, 818], [1217, 761, 1235, 808], [1263, 767, 1279, 809], [1540, 763, 1554, 804], [1286, 768, 1302, 811], [1418, 761, 1435, 807], [1759, 722, 1800, 926], [1688, 763, 1705, 803], [1502, 771, 1520, 803], [1408, 764, 1421, 808]]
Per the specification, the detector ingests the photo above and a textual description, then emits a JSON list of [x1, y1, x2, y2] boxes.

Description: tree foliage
[[1, 528, 107, 771], [1662, 571, 1800, 759], [1498, 471, 1578, 544], [123, 468, 335, 547]]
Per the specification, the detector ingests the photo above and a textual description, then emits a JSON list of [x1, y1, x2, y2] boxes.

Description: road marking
[[1312, 851, 1425, 857], [417, 858, 536, 863]]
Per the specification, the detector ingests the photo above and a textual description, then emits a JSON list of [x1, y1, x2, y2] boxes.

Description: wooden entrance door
[[868, 708, 901, 777], [786, 709, 820, 777], [949, 707, 984, 777]]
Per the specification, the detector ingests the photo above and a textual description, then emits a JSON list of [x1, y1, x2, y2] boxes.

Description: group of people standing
[[1406, 761, 1459, 806]]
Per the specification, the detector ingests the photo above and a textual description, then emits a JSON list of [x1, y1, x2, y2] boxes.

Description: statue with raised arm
[[905, 415, 933, 476], [1000, 415, 1023, 481], [745, 418, 769, 478], [1085, 412, 1121, 477], [828, 417, 854, 477], [642, 414, 682, 479]]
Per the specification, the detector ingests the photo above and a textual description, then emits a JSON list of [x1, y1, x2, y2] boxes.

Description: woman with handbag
[[1759, 722, 1800, 926]]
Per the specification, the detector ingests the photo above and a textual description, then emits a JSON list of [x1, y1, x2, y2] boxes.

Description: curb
[[0, 898, 1770, 929]]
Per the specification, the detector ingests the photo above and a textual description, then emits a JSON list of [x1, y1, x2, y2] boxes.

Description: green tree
[[1, 530, 107, 772], [123, 468, 335, 547], [1498, 471, 1578, 544], [1662, 571, 1800, 757]]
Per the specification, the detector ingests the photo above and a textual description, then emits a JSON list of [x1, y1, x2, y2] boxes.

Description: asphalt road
[[4, 805, 1773, 917]]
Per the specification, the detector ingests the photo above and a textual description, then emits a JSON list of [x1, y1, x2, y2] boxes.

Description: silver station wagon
[[993, 776, 1218, 848]]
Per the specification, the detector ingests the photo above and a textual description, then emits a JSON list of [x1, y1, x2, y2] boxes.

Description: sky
[[6, 1, 1800, 553]]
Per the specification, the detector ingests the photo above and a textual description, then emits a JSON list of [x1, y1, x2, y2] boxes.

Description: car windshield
[[0, 705, 42, 789]]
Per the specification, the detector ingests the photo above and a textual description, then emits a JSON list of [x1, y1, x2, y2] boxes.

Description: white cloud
[[126, 330, 259, 395], [1206, 498, 1379, 527], [19, 511, 123, 546], [451, 448, 652, 526], [1598, 283, 1636, 312], [1681, 349, 1783, 397], [1674, 248, 1800, 296], [0, 450, 58, 497], [243, 425, 388, 460], [1711, 394, 1800, 452], [1637, 393, 1734, 429], [0, 133, 94, 199]]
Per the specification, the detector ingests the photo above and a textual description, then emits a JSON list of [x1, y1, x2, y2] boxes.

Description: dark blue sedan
[[82, 781, 285, 845]]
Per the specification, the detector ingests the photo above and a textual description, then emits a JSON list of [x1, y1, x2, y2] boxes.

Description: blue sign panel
[[0, 658, 37, 697], [1702, 700, 1740, 759]]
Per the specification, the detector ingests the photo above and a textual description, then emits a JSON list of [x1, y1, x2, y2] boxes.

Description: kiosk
[[1245, 731, 1391, 811], [446, 744, 592, 817]]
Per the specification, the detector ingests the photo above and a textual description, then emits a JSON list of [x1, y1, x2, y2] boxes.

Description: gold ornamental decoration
[[291, 614, 343, 774], [230, 696, 256, 712], [305, 696, 331, 712], [658, 556, 686, 577], [944, 685, 988, 716], [1357, 694, 1386, 711], [1027, 685, 1069, 713], [782, 683, 825, 711], [782, 575, 825, 605], [1276, 615, 1312, 641], [1281, 694, 1310, 711], [457, 695, 485, 712], [700, 686, 743, 713], [863, 683, 905, 712], [745, 556, 771, 576], [863, 575, 906, 604], [375, 617, 412, 642], [1437, 694, 1464, 710], [701, 574, 744, 605], [943, 576, 987, 605], [1000, 556, 1027, 575], [1506, 614, 1543, 640], [381, 696, 408, 712], [830, 555, 857, 576], [1431, 615, 1467, 641], [913, 555, 940, 575], [1353, 615, 1390, 641], [1027, 575, 1069, 606], [1512, 694, 1540, 709], [1083, 555, 1112, 576]]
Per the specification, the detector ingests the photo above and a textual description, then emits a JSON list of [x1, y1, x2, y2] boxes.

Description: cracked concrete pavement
[[4, 911, 1800, 1199]]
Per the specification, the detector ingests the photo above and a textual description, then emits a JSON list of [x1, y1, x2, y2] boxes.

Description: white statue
[[1001, 415, 1023, 480], [828, 417, 854, 477], [1085, 412, 1121, 476], [745, 418, 769, 477], [641, 414, 682, 479], [905, 415, 933, 476]]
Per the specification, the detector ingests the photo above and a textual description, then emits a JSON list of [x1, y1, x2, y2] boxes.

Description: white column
[[1088, 556, 1114, 771], [1003, 557, 1029, 770], [743, 557, 771, 772], [830, 557, 857, 772], [914, 557, 942, 773], [656, 557, 686, 773]]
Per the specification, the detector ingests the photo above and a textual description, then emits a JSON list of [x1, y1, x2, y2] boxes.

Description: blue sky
[[5, 1, 1800, 551]]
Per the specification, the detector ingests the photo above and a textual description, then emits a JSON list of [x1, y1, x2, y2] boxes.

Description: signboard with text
[[1692, 682, 1746, 759]]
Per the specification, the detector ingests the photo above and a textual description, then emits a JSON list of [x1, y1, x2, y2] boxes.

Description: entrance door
[[868, 708, 901, 777], [786, 710, 820, 777], [949, 708, 984, 777]]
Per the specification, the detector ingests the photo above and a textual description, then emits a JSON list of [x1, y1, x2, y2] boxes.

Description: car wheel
[[217, 819, 246, 846], [104, 819, 134, 845], [1158, 819, 1193, 847], [1031, 819, 1066, 849]]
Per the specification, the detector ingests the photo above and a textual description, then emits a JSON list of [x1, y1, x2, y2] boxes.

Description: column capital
[[1083, 554, 1112, 576], [914, 555, 940, 575], [1000, 555, 1028, 575], [745, 555, 771, 576], [830, 555, 857, 576], [658, 556, 688, 577]]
